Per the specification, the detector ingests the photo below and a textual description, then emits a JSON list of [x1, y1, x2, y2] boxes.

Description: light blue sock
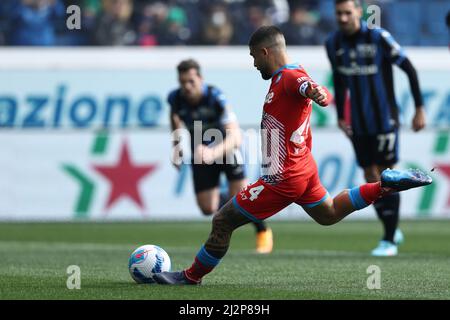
[[348, 186, 370, 210]]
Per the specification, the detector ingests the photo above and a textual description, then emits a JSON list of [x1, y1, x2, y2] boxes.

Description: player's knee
[[314, 209, 339, 226], [316, 216, 337, 226], [197, 202, 218, 216], [199, 207, 215, 216]]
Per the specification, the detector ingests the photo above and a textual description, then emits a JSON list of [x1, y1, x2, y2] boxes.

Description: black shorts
[[192, 163, 246, 193], [351, 131, 399, 168]]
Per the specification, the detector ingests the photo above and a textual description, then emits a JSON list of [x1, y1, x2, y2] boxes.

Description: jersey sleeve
[[378, 29, 407, 66], [283, 69, 333, 107], [211, 87, 238, 125], [282, 69, 316, 99]]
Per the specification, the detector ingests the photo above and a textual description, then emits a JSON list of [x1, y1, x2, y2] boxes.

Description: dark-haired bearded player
[[154, 26, 432, 285]]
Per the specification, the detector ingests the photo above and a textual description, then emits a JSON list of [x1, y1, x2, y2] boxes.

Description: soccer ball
[[128, 244, 171, 284]]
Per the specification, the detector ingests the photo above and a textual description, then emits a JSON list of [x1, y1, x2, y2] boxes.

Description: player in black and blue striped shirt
[[325, 0, 426, 256]]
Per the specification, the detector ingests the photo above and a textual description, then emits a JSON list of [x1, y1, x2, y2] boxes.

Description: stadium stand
[[0, 0, 448, 47]]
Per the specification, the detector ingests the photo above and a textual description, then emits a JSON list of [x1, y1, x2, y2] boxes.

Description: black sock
[[374, 193, 400, 243], [253, 221, 267, 233]]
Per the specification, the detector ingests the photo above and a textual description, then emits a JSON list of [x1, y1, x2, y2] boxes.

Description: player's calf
[[304, 191, 353, 226], [304, 169, 432, 226], [156, 201, 252, 285]]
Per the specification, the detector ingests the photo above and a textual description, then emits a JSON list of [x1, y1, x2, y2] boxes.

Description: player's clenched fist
[[306, 82, 330, 106]]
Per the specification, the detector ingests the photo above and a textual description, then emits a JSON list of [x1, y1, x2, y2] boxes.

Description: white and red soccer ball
[[128, 245, 171, 284]]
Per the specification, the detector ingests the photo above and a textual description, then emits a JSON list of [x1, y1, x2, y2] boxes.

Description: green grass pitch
[[0, 220, 449, 300]]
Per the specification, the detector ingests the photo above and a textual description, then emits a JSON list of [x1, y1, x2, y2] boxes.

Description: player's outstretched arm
[[305, 82, 333, 107]]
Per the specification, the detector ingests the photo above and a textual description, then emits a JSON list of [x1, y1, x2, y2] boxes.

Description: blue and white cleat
[[381, 168, 432, 192], [394, 229, 404, 245], [371, 240, 398, 257]]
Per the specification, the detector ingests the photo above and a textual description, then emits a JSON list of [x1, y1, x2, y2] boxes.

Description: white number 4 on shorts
[[249, 185, 264, 201]]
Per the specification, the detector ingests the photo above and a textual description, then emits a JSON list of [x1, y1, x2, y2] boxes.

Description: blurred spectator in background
[[266, 0, 289, 25], [200, 1, 234, 45], [1, 0, 449, 47], [159, 4, 191, 45], [232, 0, 273, 44], [279, 4, 321, 45], [135, 2, 159, 46], [139, 2, 168, 46], [447, 10, 450, 28], [447, 10, 450, 48], [7, 0, 65, 46], [82, 0, 102, 31], [0, 1, 10, 45], [137, 1, 190, 46], [54, 0, 99, 45], [93, 0, 136, 46]]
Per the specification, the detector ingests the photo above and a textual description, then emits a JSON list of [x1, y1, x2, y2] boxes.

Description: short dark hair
[[248, 25, 284, 48], [335, 0, 361, 7], [177, 59, 201, 75]]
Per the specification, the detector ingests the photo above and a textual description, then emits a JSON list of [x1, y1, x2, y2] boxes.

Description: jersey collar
[[271, 63, 301, 78]]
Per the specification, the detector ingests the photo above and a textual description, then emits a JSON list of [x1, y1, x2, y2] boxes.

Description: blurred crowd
[[0, 0, 448, 46]]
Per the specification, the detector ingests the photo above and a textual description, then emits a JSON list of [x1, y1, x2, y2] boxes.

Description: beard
[[260, 69, 272, 80], [339, 20, 358, 35]]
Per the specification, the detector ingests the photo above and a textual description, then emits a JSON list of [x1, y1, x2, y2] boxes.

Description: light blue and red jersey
[[232, 63, 333, 221], [260, 63, 332, 185]]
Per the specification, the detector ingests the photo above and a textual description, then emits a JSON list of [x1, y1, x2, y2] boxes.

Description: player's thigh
[[295, 169, 333, 223], [302, 196, 336, 225], [233, 179, 294, 222], [228, 179, 247, 197], [196, 187, 220, 213], [351, 135, 375, 168], [192, 164, 221, 194], [192, 164, 221, 213], [222, 162, 246, 197], [374, 131, 399, 167], [295, 169, 329, 208]]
